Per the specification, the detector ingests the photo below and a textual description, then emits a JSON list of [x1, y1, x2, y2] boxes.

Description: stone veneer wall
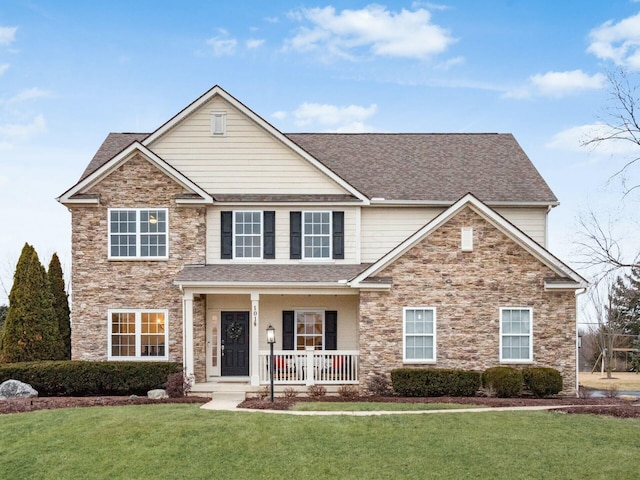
[[359, 207, 577, 395], [70, 154, 206, 368]]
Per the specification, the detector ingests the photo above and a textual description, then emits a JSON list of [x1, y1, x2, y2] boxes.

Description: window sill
[[108, 257, 169, 262], [500, 360, 534, 365], [108, 357, 169, 362], [402, 360, 436, 365], [299, 259, 336, 263]]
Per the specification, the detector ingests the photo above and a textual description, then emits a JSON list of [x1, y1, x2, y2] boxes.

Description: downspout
[[575, 287, 587, 397]]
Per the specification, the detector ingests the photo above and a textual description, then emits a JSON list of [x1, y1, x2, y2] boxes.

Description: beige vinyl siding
[[493, 207, 547, 246], [361, 206, 548, 262], [206, 206, 358, 264], [148, 96, 347, 195]]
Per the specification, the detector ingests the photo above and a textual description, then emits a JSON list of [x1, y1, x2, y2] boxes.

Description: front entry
[[221, 312, 250, 376]]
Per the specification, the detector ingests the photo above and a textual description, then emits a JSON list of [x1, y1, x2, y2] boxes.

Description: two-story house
[[58, 85, 586, 395]]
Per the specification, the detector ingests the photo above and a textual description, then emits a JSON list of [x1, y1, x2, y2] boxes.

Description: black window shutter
[[325, 311, 338, 350], [332, 211, 344, 259], [263, 211, 275, 259], [221, 211, 233, 259], [282, 311, 295, 350], [290, 211, 302, 259]]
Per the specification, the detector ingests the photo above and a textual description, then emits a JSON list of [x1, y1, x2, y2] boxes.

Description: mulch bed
[[0, 396, 209, 415]]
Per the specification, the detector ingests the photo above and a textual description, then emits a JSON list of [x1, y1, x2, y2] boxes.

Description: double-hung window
[[108, 309, 168, 360], [234, 211, 262, 259], [303, 211, 331, 259], [295, 310, 324, 350], [403, 307, 436, 362], [500, 307, 532, 362], [109, 208, 168, 259]]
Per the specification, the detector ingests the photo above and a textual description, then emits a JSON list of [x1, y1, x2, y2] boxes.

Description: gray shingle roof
[[175, 263, 372, 284], [286, 133, 557, 203], [78, 132, 556, 204]]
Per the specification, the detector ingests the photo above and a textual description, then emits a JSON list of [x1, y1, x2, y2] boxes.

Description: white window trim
[[295, 309, 325, 350], [499, 307, 533, 363], [302, 210, 332, 260], [233, 210, 263, 260], [108, 208, 169, 260], [211, 111, 227, 136], [107, 309, 169, 361], [403, 306, 436, 363]]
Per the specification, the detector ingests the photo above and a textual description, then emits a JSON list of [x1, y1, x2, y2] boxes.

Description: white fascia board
[[57, 197, 100, 205], [351, 193, 585, 287], [544, 281, 587, 291], [369, 199, 559, 208], [142, 85, 369, 205], [173, 280, 352, 289], [213, 201, 365, 207], [58, 142, 213, 205]]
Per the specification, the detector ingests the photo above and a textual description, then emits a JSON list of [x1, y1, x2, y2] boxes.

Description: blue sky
[[1, 0, 640, 303]]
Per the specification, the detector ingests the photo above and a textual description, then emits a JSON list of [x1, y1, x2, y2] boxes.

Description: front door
[[221, 312, 250, 376]]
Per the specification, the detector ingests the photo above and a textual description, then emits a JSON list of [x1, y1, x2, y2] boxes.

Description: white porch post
[[250, 292, 260, 386], [183, 291, 195, 382]]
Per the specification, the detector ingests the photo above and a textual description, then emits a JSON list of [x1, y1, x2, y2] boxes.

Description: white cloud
[[264, 16, 279, 24], [285, 5, 455, 61], [0, 64, 8, 77], [293, 102, 378, 127], [206, 32, 237, 56], [436, 56, 465, 70], [587, 12, 640, 70], [246, 38, 265, 49], [505, 70, 605, 99], [0, 114, 47, 142], [4, 87, 52, 105], [0, 26, 17, 46], [272, 110, 287, 120], [546, 122, 640, 156]]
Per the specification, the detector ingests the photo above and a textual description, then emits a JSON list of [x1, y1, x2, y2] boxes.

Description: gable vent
[[461, 226, 473, 251], [211, 111, 226, 136]]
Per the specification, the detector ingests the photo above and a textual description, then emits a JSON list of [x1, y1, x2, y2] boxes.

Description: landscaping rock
[[147, 389, 168, 400], [0, 380, 38, 400]]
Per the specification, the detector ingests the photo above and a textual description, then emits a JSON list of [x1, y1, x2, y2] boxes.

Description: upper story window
[[108, 208, 168, 259], [303, 211, 331, 259], [500, 307, 532, 362], [234, 211, 262, 259], [108, 309, 168, 360], [221, 211, 275, 260], [290, 211, 344, 260], [403, 307, 436, 363], [211, 112, 226, 136]]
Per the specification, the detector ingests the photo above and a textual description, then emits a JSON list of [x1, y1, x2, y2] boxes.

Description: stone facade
[[70, 154, 206, 365], [358, 207, 577, 394]]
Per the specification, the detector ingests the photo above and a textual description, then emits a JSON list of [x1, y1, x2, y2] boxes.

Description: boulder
[[0, 380, 38, 400], [147, 389, 168, 400]]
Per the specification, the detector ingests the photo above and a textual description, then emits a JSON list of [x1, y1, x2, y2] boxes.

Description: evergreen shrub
[[481, 366, 523, 397], [391, 368, 481, 397], [522, 367, 563, 397]]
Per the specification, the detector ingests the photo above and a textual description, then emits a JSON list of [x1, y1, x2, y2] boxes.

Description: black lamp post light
[[266, 324, 276, 403]]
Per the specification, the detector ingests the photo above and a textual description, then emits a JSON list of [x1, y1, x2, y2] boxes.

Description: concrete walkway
[[200, 396, 609, 415]]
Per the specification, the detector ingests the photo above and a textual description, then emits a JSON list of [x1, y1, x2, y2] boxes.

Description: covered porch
[[175, 263, 368, 392]]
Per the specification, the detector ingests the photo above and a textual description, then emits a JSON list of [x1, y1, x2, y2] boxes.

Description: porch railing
[[258, 348, 359, 386]]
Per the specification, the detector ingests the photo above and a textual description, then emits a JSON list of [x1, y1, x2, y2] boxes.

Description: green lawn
[[0, 404, 638, 479], [292, 401, 485, 411]]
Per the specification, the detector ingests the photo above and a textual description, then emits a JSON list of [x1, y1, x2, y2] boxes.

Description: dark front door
[[221, 312, 250, 376]]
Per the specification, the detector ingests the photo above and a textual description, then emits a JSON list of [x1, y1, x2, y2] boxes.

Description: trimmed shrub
[[391, 368, 481, 397], [0, 361, 181, 396], [482, 366, 523, 397], [337, 384, 359, 399], [307, 384, 327, 398], [522, 367, 563, 398], [366, 373, 392, 396], [164, 372, 191, 398]]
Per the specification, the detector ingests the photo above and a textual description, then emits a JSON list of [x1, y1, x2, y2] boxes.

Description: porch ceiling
[[174, 263, 372, 285]]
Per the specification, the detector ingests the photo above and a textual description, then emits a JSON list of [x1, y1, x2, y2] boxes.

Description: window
[[108, 309, 168, 360], [303, 211, 331, 259], [211, 112, 226, 135], [234, 211, 262, 259], [403, 307, 436, 362], [109, 208, 168, 259], [296, 310, 324, 350], [500, 307, 532, 362]]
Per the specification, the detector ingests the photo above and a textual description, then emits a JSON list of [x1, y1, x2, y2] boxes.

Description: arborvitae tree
[[0, 304, 7, 351], [0, 243, 64, 362], [609, 268, 640, 337], [47, 253, 71, 359]]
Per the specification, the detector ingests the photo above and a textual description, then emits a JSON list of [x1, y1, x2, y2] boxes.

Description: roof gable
[[57, 142, 213, 205], [350, 193, 586, 289]]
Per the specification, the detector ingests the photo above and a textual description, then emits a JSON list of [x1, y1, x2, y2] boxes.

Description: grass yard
[[292, 402, 486, 411], [580, 371, 640, 390], [1, 405, 639, 479]]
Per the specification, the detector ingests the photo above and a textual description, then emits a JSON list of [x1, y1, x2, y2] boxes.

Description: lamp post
[[266, 324, 276, 403]]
